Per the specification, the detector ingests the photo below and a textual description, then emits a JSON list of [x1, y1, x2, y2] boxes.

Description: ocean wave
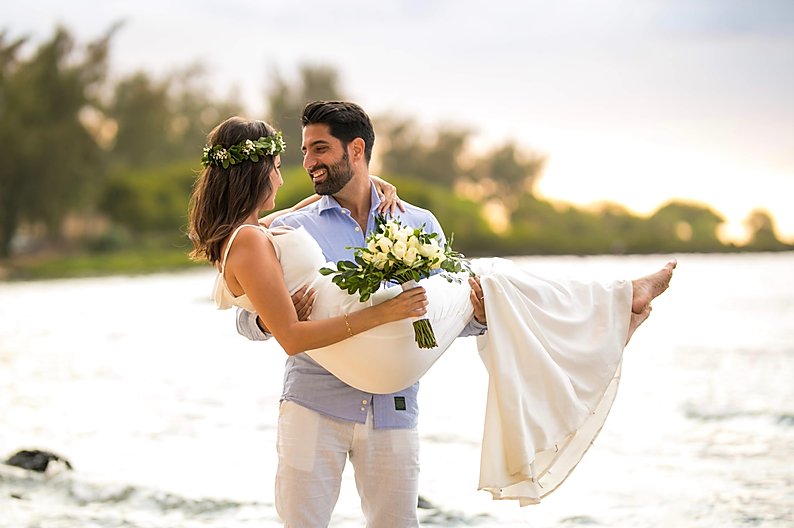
[[1, 464, 278, 528], [683, 405, 794, 426], [1, 464, 493, 528]]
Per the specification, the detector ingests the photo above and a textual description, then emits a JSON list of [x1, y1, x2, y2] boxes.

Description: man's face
[[301, 123, 354, 195]]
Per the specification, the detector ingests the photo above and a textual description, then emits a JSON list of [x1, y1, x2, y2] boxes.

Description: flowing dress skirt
[[304, 257, 631, 505]]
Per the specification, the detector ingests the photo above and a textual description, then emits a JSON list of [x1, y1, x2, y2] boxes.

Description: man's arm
[[237, 309, 271, 341], [462, 318, 488, 337]]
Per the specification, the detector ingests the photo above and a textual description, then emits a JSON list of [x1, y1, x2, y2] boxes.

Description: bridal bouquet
[[320, 215, 469, 348]]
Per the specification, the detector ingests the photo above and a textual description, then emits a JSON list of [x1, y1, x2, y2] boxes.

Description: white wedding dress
[[214, 224, 632, 506]]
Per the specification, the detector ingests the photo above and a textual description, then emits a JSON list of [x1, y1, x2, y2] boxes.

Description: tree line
[[0, 26, 790, 263]]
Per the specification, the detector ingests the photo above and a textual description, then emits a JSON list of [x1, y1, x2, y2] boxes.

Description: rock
[[417, 494, 436, 509], [4, 450, 73, 473]]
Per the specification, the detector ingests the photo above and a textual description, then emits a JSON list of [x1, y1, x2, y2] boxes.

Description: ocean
[[1, 253, 792, 527]]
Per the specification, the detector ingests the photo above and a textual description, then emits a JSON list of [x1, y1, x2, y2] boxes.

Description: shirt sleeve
[[236, 308, 272, 341], [461, 317, 488, 336]]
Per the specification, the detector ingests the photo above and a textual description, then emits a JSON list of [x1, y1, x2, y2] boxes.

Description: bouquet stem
[[401, 280, 438, 349]]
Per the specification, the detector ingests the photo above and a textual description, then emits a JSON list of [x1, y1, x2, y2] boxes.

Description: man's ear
[[349, 137, 366, 162]]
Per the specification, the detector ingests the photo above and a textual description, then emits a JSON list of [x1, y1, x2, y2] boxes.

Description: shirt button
[[354, 227, 360, 232], [360, 407, 366, 412], [361, 399, 368, 405]]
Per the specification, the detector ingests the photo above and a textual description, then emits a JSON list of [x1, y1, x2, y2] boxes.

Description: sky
[[7, 0, 794, 243]]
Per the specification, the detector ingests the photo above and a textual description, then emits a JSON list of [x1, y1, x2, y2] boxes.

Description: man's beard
[[312, 151, 354, 195]]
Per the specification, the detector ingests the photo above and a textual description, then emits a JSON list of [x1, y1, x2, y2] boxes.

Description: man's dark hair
[[302, 101, 375, 164]]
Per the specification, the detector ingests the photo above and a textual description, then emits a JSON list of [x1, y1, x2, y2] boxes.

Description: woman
[[189, 118, 429, 356], [188, 116, 676, 505]]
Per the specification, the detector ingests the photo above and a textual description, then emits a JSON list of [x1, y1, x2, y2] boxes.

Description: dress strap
[[220, 224, 271, 273]]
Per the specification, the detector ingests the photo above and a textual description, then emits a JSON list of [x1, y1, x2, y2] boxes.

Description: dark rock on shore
[[4, 449, 73, 473]]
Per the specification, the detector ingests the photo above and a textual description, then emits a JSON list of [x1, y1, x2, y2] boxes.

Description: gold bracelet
[[344, 314, 354, 337]]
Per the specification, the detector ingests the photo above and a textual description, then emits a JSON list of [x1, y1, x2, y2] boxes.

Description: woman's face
[[261, 155, 283, 211]]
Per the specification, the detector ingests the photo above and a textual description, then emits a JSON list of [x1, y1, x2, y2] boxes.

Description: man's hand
[[292, 285, 317, 321], [468, 276, 487, 325], [256, 285, 316, 333]]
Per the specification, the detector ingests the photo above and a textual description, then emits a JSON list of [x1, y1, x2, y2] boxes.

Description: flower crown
[[201, 131, 286, 169]]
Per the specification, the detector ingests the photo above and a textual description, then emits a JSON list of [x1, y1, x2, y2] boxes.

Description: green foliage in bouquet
[[320, 215, 470, 302]]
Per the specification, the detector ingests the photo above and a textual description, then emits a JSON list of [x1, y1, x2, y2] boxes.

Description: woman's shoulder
[[226, 225, 277, 260], [230, 223, 269, 240]]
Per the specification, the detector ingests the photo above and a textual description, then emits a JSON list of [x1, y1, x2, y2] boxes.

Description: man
[[238, 101, 486, 527]]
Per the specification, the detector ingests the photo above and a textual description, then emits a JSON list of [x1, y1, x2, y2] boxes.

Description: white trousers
[[275, 401, 420, 528]]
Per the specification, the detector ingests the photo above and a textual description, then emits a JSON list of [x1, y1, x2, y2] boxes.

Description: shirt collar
[[316, 181, 382, 216]]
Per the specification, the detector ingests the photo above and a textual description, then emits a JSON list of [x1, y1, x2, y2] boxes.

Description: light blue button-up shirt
[[237, 183, 486, 429]]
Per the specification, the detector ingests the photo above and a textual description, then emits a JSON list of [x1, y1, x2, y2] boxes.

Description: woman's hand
[[377, 285, 428, 322], [370, 175, 405, 216]]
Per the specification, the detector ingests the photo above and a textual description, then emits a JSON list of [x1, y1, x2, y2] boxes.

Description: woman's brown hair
[[188, 116, 279, 263]]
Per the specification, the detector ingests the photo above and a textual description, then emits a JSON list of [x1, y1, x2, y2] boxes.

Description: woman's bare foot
[[626, 303, 652, 345], [631, 259, 677, 314]]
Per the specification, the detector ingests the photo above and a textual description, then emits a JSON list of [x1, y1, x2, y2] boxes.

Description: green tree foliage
[[376, 117, 546, 227], [468, 142, 545, 212], [0, 32, 27, 258], [0, 27, 111, 257], [744, 208, 787, 251], [375, 173, 497, 256], [96, 67, 243, 245], [3, 43, 790, 274], [265, 65, 344, 167], [109, 66, 243, 168], [109, 72, 170, 166], [507, 196, 619, 254], [503, 197, 741, 255], [101, 159, 197, 233], [376, 117, 470, 186], [648, 200, 725, 252]]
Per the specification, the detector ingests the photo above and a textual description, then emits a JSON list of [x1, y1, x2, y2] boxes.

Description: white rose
[[419, 239, 439, 257], [403, 246, 419, 266], [385, 222, 399, 239], [392, 240, 407, 260], [372, 252, 388, 270], [430, 250, 447, 269], [394, 229, 409, 244], [377, 236, 393, 253]]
